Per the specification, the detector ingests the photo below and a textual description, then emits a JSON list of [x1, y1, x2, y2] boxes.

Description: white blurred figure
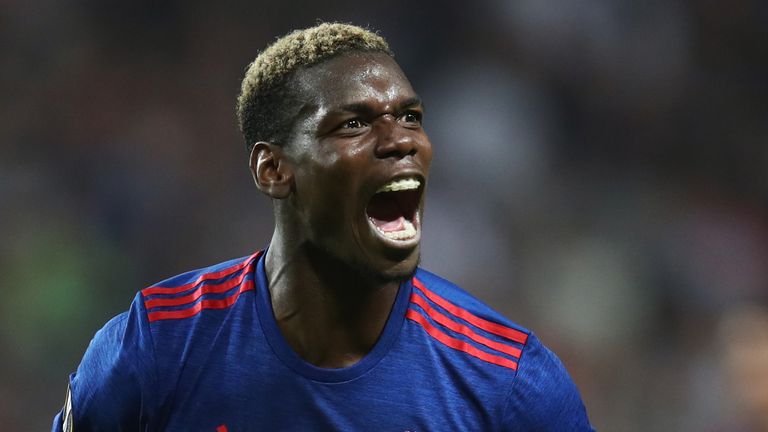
[[716, 303, 768, 432]]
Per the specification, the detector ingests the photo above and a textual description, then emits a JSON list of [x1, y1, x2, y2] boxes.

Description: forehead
[[293, 52, 416, 109]]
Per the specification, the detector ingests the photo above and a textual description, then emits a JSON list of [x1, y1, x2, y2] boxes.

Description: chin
[[362, 250, 421, 284], [304, 240, 419, 285]]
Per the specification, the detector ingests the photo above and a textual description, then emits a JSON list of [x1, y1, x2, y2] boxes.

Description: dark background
[[2, 1, 767, 430]]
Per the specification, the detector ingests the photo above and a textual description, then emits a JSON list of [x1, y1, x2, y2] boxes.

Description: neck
[[265, 227, 401, 368]]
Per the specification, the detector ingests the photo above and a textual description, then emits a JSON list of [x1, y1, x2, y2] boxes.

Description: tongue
[[370, 215, 406, 232], [367, 192, 408, 232]]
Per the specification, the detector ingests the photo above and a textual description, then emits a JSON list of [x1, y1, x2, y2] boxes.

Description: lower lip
[[367, 212, 421, 249]]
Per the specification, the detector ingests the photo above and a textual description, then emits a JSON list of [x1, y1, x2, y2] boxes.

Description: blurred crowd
[[1, 1, 766, 430]]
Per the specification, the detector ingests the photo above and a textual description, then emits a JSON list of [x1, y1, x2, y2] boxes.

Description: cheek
[[299, 158, 363, 223], [316, 143, 372, 187]]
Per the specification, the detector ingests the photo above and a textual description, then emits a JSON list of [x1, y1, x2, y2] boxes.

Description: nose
[[373, 115, 418, 159]]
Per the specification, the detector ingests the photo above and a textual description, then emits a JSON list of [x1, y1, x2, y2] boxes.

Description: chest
[[154, 338, 505, 431]]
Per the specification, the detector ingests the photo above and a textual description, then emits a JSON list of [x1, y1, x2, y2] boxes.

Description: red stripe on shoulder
[[141, 251, 262, 297], [410, 292, 522, 359], [143, 260, 255, 309], [412, 277, 529, 345], [406, 309, 518, 370], [147, 280, 255, 322]]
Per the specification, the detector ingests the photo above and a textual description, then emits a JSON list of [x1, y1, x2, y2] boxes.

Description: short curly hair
[[236, 23, 393, 152]]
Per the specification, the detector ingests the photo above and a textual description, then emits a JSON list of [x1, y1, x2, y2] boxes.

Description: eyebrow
[[331, 96, 424, 117]]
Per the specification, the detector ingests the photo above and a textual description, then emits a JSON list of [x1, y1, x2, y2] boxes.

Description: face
[[280, 52, 432, 281]]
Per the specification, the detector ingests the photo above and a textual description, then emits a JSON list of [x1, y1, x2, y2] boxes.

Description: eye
[[401, 111, 422, 125], [342, 119, 365, 129]]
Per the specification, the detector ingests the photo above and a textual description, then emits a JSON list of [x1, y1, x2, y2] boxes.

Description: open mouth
[[366, 177, 422, 242]]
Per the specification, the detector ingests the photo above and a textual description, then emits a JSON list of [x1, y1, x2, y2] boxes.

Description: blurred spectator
[[716, 303, 768, 431]]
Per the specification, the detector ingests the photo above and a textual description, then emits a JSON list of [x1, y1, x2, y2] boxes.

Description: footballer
[[53, 23, 593, 431]]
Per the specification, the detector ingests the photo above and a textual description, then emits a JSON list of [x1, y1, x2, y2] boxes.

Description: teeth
[[376, 178, 421, 193], [372, 219, 417, 240]]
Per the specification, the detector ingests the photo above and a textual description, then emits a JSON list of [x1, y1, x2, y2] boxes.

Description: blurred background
[[2, 1, 767, 430]]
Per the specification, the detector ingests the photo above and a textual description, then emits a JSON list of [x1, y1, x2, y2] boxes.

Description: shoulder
[[140, 252, 261, 323], [136, 251, 262, 374], [413, 268, 530, 345], [502, 333, 594, 430], [58, 252, 263, 431], [408, 268, 529, 374], [413, 269, 593, 431]]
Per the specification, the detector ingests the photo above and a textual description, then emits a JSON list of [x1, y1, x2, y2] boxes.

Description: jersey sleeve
[[51, 293, 158, 431], [501, 333, 594, 431]]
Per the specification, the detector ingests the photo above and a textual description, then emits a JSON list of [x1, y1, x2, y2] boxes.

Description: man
[[53, 23, 593, 431]]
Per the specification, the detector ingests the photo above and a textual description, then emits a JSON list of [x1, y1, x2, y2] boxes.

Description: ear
[[249, 141, 293, 199]]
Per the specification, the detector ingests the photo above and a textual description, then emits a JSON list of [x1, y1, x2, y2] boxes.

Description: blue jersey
[[53, 251, 593, 431]]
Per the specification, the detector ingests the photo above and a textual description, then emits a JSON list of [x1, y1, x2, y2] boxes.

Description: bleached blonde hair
[[236, 23, 392, 150]]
